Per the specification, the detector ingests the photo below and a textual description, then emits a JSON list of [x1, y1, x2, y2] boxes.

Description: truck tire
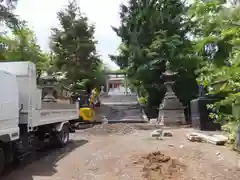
[[0, 147, 5, 175], [55, 124, 70, 147]]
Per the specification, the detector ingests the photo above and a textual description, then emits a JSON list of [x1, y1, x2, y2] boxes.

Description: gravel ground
[[82, 123, 136, 135], [2, 124, 240, 180]]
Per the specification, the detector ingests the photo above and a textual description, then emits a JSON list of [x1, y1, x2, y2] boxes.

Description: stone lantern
[[158, 61, 185, 125], [40, 75, 57, 102]]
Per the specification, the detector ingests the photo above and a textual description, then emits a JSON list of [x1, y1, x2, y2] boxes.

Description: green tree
[[189, 0, 240, 145], [145, 0, 199, 106], [111, 0, 167, 108], [0, 24, 50, 81], [112, 0, 198, 112], [50, 0, 102, 92], [0, 0, 20, 29]]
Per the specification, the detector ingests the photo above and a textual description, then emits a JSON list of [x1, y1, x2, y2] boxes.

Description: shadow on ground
[[2, 139, 88, 180]]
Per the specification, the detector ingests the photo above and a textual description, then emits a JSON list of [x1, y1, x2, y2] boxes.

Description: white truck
[[0, 61, 79, 174]]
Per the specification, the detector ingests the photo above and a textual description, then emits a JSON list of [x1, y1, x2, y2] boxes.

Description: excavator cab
[[72, 88, 101, 124], [77, 94, 95, 123]]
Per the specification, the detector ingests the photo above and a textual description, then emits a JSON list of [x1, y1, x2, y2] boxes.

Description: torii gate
[[104, 72, 128, 95]]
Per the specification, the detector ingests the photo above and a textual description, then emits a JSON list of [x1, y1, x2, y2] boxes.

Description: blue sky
[[15, 0, 125, 70]]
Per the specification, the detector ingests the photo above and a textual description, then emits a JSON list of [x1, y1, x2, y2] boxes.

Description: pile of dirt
[[83, 123, 136, 135], [132, 124, 163, 130], [135, 151, 185, 180]]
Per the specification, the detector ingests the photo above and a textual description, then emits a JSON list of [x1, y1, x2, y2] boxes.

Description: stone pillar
[[124, 74, 128, 95], [106, 79, 109, 95]]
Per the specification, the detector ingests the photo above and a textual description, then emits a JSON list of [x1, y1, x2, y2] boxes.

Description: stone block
[[186, 133, 202, 142], [187, 132, 227, 145], [163, 131, 173, 137], [151, 129, 163, 137]]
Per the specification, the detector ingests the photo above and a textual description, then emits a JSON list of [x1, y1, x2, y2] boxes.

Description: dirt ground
[[2, 124, 240, 180]]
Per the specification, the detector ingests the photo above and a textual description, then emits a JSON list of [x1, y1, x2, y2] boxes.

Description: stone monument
[[158, 61, 185, 125], [190, 83, 221, 130], [100, 85, 104, 94]]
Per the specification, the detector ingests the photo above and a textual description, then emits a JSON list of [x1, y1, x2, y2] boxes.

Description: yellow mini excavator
[[78, 88, 100, 123]]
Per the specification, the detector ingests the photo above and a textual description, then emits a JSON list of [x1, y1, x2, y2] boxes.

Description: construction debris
[[186, 132, 228, 145], [163, 131, 173, 137], [151, 129, 174, 140], [186, 133, 202, 142], [83, 123, 136, 135], [151, 129, 163, 140]]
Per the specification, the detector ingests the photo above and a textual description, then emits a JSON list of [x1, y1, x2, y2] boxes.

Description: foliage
[[90, 64, 107, 90], [222, 121, 239, 144], [193, 2, 240, 116], [108, 68, 126, 74], [0, 24, 49, 79], [190, 0, 240, 143], [0, 0, 21, 29], [112, 0, 198, 110], [0, 0, 50, 83], [50, 0, 104, 92], [138, 96, 147, 105]]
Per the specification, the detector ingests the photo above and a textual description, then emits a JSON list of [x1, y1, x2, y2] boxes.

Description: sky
[[15, 0, 126, 70]]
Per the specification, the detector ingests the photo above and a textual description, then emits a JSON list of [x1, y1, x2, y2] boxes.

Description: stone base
[[158, 109, 186, 125], [158, 79, 186, 125], [42, 94, 56, 102]]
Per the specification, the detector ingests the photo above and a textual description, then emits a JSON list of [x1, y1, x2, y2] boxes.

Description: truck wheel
[[55, 125, 70, 147], [0, 147, 5, 175]]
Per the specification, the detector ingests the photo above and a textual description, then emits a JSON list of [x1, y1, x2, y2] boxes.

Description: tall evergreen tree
[[111, 0, 198, 110], [50, 0, 101, 91]]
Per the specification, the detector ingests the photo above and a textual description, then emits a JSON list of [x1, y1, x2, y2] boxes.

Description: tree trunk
[[36, 71, 41, 85]]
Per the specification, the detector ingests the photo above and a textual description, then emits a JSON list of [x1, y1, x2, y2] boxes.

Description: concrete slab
[[187, 132, 228, 145]]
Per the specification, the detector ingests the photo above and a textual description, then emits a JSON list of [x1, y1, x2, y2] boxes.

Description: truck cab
[[0, 61, 80, 175], [0, 70, 20, 175], [0, 70, 20, 143]]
